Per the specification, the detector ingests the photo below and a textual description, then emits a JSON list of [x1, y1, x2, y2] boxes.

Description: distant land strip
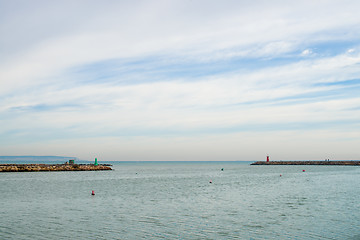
[[0, 164, 112, 172], [251, 161, 360, 166]]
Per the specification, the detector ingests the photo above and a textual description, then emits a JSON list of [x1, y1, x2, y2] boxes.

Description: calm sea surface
[[0, 161, 359, 239]]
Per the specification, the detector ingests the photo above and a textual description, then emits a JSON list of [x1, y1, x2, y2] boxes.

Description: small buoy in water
[[91, 190, 95, 195], [302, 169, 305, 172], [209, 180, 212, 183], [280, 174, 282, 177], [221, 168, 224, 171]]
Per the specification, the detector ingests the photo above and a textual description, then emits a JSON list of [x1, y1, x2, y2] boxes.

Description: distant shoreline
[[251, 161, 360, 166]]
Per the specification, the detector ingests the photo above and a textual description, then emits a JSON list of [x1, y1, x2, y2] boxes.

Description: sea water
[[0, 161, 359, 239]]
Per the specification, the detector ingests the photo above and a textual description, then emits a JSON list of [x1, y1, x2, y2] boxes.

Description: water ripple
[[0, 163, 359, 239]]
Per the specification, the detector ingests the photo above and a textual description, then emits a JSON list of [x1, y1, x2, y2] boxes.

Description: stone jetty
[[251, 161, 360, 166], [0, 163, 112, 172]]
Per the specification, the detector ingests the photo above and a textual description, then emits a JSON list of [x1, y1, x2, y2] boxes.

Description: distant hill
[[0, 156, 76, 163]]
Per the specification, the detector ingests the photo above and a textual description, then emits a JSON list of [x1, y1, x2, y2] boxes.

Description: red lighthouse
[[266, 155, 269, 162]]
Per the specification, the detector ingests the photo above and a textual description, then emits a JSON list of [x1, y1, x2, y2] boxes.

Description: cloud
[[1, 0, 360, 160], [301, 49, 313, 56]]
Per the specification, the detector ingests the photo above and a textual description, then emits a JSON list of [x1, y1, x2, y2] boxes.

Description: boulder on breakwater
[[0, 164, 112, 172]]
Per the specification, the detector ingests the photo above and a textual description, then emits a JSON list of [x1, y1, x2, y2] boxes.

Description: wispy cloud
[[1, 0, 360, 160]]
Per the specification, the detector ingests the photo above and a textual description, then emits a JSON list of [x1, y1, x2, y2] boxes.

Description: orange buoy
[[91, 190, 95, 195], [302, 169, 305, 172], [209, 180, 212, 183]]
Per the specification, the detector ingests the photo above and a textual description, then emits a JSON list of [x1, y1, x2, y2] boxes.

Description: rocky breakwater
[[0, 164, 112, 172], [251, 161, 360, 165]]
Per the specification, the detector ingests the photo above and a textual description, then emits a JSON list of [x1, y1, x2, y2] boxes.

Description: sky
[[1, 0, 360, 161]]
